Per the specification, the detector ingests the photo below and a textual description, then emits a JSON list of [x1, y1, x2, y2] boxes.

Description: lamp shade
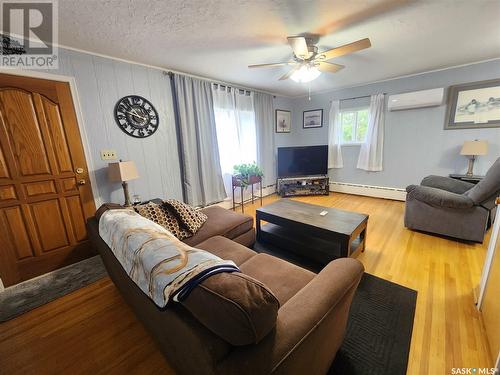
[[460, 140, 488, 156], [108, 161, 139, 182]]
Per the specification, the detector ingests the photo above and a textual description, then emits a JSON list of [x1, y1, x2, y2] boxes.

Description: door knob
[[78, 179, 86, 185]]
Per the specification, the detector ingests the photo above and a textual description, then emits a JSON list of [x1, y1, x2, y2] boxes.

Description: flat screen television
[[277, 145, 328, 178]]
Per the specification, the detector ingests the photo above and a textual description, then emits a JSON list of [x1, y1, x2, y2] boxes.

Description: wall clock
[[114, 95, 159, 138]]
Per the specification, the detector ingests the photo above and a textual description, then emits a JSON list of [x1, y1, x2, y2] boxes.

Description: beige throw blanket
[[99, 209, 238, 307]]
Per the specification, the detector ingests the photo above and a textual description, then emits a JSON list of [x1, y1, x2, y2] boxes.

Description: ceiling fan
[[248, 36, 371, 82]]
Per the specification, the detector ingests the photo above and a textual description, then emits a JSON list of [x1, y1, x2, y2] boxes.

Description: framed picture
[[275, 109, 291, 133], [303, 109, 323, 128], [445, 79, 500, 130]]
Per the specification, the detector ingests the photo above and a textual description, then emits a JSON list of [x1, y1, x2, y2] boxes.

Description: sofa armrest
[[218, 258, 364, 375], [420, 175, 475, 194], [406, 185, 474, 209]]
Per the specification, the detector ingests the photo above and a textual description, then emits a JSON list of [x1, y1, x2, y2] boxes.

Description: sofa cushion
[[181, 271, 279, 346], [239, 253, 315, 305], [195, 236, 256, 266], [163, 199, 208, 234], [134, 201, 192, 240], [183, 206, 254, 246], [466, 157, 500, 204], [231, 228, 256, 248]]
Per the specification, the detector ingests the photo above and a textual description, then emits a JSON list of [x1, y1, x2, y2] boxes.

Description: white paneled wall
[[38, 48, 183, 205]]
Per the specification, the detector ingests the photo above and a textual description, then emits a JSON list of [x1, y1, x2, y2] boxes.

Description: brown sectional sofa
[[87, 203, 364, 374], [183, 205, 255, 247]]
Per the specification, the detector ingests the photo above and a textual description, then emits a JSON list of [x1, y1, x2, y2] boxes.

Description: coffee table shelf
[[256, 199, 368, 262], [277, 176, 329, 197]]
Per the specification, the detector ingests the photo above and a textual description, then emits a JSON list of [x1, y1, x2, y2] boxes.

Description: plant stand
[[232, 175, 263, 213]]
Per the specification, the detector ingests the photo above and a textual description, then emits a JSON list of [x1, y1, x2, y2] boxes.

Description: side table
[[449, 174, 484, 185], [232, 175, 263, 213]]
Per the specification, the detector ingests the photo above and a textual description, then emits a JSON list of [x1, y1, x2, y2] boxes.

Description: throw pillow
[[135, 202, 192, 240], [163, 199, 208, 234]]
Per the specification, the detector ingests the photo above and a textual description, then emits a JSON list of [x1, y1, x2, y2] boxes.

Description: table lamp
[[108, 160, 139, 206], [460, 140, 488, 176]]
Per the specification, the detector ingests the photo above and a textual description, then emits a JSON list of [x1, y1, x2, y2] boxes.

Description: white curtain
[[327, 99, 343, 169], [212, 85, 257, 194], [357, 93, 385, 171]]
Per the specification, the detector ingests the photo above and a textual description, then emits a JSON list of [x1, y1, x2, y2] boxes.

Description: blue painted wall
[[275, 60, 500, 189]]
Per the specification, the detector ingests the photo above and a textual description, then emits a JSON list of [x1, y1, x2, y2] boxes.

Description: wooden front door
[[0, 73, 96, 287]]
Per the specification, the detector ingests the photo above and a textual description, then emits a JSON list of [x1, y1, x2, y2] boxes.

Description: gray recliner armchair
[[405, 157, 500, 242]]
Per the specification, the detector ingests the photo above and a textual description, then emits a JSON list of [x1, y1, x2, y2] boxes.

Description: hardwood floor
[[0, 193, 493, 374]]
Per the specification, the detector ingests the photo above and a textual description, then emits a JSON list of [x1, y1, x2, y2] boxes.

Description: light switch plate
[[100, 149, 117, 160]]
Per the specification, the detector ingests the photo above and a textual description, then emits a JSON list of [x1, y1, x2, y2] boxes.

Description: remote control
[[320, 210, 328, 216]]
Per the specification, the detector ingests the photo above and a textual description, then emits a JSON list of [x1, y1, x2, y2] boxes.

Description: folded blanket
[[99, 209, 239, 307]]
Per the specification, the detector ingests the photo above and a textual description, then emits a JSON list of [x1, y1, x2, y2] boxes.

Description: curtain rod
[[330, 93, 387, 102], [164, 71, 277, 98]]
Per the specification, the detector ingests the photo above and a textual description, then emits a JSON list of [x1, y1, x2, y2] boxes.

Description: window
[[340, 108, 369, 144], [213, 107, 256, 174], [212, 86, 257, 195]]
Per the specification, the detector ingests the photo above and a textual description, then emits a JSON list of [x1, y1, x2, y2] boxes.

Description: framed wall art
[[276, 109, 291, 133], [303, 109, 323, 128], [445, 79, 500, 130]]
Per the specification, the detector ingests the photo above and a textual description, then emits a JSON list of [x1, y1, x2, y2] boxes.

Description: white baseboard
[[208, 182, 406, 209], [330, 181, 407, 201]]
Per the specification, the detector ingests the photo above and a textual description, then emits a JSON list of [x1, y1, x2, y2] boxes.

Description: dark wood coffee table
[[256, 199, 368, 264]]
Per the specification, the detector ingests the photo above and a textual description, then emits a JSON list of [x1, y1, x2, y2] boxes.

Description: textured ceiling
[[58, 0, 500, 96]]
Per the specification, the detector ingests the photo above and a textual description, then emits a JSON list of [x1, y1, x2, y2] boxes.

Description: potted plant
[[232, 163, 264, 188]]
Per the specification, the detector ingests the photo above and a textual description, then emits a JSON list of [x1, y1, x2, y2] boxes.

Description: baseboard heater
[[329, 181, 407, 201]]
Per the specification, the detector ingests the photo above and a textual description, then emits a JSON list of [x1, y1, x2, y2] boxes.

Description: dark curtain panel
[[170, 74, 226, 206], [253, 92, 276, 187]]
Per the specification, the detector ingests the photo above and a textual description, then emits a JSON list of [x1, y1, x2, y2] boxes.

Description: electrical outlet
[[100, 149, 117, 160]]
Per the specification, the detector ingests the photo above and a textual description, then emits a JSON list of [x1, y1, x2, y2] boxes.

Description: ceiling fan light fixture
[[290, 65, 321, 83]]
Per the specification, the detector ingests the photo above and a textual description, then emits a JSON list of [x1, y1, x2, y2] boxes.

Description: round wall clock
[[114, 95, 159, 138]]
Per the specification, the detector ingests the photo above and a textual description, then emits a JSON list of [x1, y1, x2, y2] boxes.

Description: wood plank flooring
[[0, 193, 493, 374]]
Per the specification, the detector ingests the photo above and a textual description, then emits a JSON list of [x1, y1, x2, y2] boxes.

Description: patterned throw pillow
[[163, 199, 208, 234], [135, 202, 192, 240]]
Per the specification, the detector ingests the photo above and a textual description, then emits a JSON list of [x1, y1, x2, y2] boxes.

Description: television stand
[[277, 176, 329, 197]]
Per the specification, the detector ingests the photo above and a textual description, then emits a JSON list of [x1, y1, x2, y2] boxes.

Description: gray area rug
[[0, 256, 108, 321]]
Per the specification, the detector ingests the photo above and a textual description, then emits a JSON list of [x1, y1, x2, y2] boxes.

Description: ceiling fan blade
[[320, 38, 371, 60], [279, 65, 300, 81], [317, 62, 345, 73], [287, 36, 309, 59], [248, 62, 290, 69]]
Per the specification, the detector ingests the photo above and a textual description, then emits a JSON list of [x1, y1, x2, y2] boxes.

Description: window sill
[[341, 143, 363, 147]]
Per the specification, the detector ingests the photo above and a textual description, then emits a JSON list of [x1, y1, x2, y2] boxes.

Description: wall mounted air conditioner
[[387, 88, 444, 111]]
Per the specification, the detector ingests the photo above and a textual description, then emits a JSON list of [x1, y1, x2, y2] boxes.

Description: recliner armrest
[[420, 175, 475, 194], [406, 185, 474, 209]]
